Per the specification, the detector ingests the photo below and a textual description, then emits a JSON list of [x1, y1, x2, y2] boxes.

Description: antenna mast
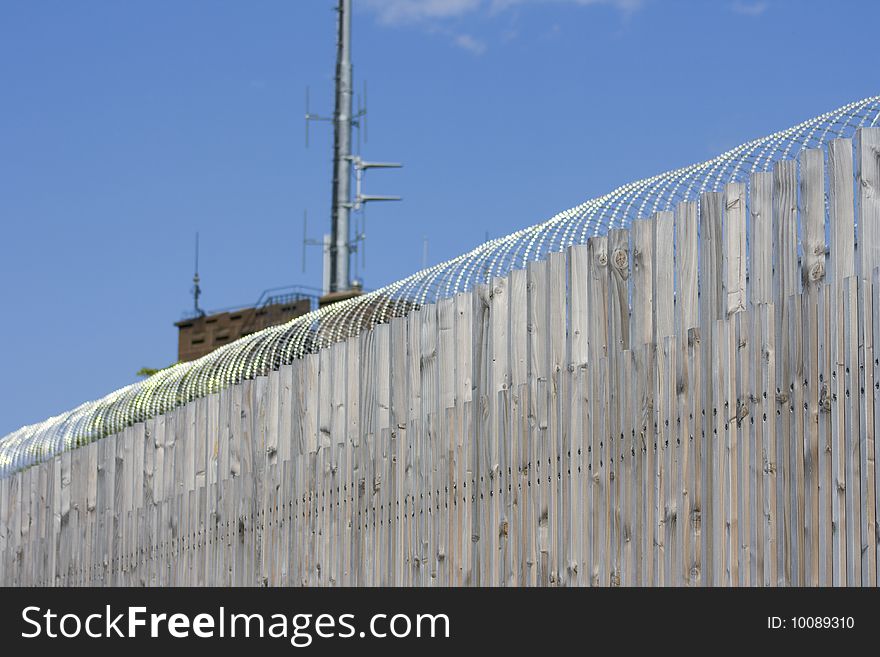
[[329, 0, 353, 294], [192, 232, 205, 317], [307, 0, 401, 300]]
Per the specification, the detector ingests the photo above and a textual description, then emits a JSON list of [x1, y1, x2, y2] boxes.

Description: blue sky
[[1, 0, 877, 435]]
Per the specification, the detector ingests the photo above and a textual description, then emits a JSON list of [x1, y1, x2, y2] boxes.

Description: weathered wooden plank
[[569, 244, 590, 368], [0, 477, 7, 586], [100, 435, 117, 586], [659, 336, 676, 585], [508, 269, 528, 586], [858, 277, 877, 585], [488, 276, 508, 585], [407, 307, 424, 586], [715, 318, 731, 586], [620, 349, 635, 586], [390, 314, 409, 586], [675, 201, 698, 332], [68, 447, 82, 586], [526, 261, 548, 585], [548, 251, 566, 586], [700, 192, 725, 326], [829, 139, 856, 285], [338, 336, 358, 586], [735, 312, 751, 585], [262, 373, 280, 585], [85, 441, 98, 585], [857, 128, 880, 281], [874, 268, 880, 585], [724, 182, 747, 317], [594, 355, 609, 585], [801, 147, 826, 586], [588, 236, 610, 362], [328, 341, 346, 586], [750, 172, 774, 305], [57, 451, 71, 587], [8, 472, 21, 585], [632, 219, 657, 586], [829, 140, 855, 585], [686, 328, 702, 586], [507, 271, 526, 585], [774, 159, 798, 585], [747, 306, 764, 587], [419, 302, 438, 587], [317, 348, 333, 587], [632, 219, 654, 347], [564, 245, 590, 586], [111, 428, 128, 586], [699, 192, 723, 585], [302, 353, 319, 586], [788, 292, 806, 586], [608, 229, 630, 353], [842, 277, 862, 586], [654, 211, 674, 338], [675, 199, 699, 586], [817, 283, 833, 586]]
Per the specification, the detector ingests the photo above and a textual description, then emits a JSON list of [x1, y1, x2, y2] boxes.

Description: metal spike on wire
[[1, 95, 880, 478]]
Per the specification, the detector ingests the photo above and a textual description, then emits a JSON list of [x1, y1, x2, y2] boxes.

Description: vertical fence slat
[[632, 219, 653, 595], [724, 183, 747, 317], [842, 277, 862, 586], [699, 192, 722, 585], [750, 172, 774, 305], [773, 159, 798, 585], [801, 147, 826, 585], [857, 128, 880, 280]]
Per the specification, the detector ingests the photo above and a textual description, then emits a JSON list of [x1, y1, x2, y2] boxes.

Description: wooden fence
[[2, 130, 880, 586]]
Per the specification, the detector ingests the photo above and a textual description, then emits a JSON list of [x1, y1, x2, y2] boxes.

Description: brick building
[[175, 294, 312, 362]]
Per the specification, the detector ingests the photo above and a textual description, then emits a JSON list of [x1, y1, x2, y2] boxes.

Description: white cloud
[[454, 33, 488, 54], [361, 0, 482, 25], [362, 0, 643, 25], [730, 1, 768, 16], [360, 0, 644, 55], [490, 0, 643, 14]]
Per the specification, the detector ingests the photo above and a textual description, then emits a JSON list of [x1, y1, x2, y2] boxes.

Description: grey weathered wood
[[816, 283, 832, 586], [773, 159, 798, 585], [801, 147, 826, 585], [687, 327, 702, 586], [699, 192, 722, 585], [568, 245, 590, 367], [842, 277, 862, 586], [508, 270, 528, 584], [857, 128, 880, 281], [736, 312, 752, 585], [632, 219, 654, 347], [829, 139, 856, 285], [654, 211, 674, 339], [873, 268, 880, 585], [858, 277, 877, 585], [608, 229, 631, 353], [724, 183, 747, 317], [548, 251, 566, 586], [675, 202, 698, 332], [700, 192, 725, 326], [750, 172, 774, 304]]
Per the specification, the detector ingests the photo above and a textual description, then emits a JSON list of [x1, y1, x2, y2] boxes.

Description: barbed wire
[[1, 95, 878, 478]]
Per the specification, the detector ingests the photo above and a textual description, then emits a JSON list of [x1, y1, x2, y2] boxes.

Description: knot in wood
[[597, 252, 608, 266], [613, 249, 628, 270]]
